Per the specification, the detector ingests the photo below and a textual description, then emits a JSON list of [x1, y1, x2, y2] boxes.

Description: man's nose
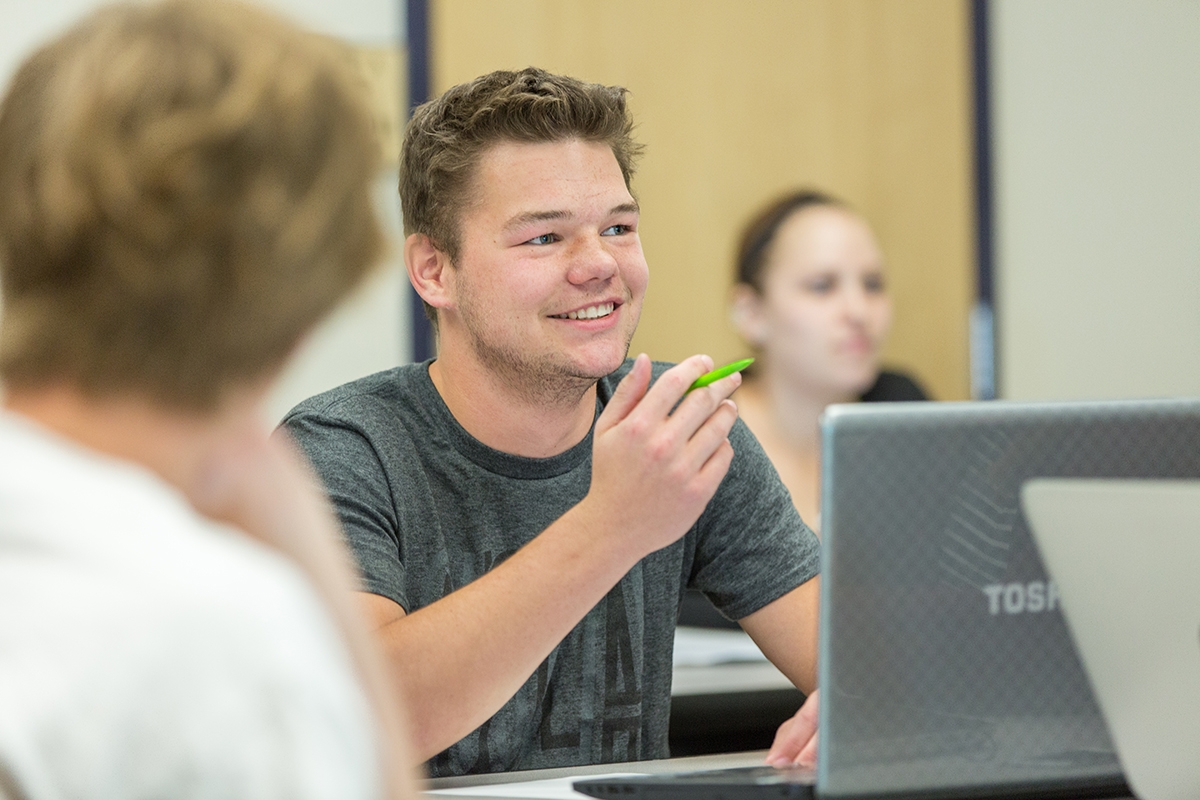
[[566, 234, 619, 284]]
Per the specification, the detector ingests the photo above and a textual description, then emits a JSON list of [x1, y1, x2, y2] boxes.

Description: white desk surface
[[671, 626, 794, 696], [671, 660, 794, 696], [424, 751, 766, 799]]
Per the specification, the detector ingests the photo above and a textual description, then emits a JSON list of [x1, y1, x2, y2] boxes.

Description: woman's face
[[735, 205, 893, 399]]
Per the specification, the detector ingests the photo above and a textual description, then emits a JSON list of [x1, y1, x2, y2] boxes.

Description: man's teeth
[[556, 303, 615, 320]]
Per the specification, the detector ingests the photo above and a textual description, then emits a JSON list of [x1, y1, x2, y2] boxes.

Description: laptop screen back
[[817, 398, 1200, 799]]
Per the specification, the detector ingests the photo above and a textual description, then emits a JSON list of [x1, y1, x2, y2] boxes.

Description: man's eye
[[804, 278, 835, 294], [864, 274, 886, 293], [526, 233, 558, 245], [601, 224, 631, 236]]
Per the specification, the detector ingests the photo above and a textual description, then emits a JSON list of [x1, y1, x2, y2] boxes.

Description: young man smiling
[[283, 68, 821, 777]]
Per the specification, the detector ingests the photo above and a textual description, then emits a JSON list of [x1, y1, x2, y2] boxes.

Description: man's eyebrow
[[502, 202, 640, 232], [503, 210, 572, 231]]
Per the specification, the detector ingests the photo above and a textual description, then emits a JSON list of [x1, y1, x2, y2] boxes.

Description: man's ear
[[730, 283, 769, 346], [405, 233, 455, 311]]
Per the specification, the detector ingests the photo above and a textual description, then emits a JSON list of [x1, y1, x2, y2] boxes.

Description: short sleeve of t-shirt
[[688, 417, 820, 619], [281, 380, 415, 612]]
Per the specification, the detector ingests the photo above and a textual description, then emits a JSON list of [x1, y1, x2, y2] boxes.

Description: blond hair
[[0, 0, 384, 410], [400, 67, 642, 324]]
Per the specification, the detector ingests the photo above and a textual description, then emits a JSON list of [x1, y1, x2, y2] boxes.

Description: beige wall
[[432, 0, 975, 400], [992, 0, 1200, 401]]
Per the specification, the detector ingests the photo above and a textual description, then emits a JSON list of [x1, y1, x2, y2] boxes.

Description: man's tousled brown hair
[[0, 0, 384, 410], [400, 67, 643, 323]]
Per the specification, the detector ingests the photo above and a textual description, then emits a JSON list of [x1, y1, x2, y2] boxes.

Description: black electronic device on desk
[[574, 765, 815, 800], [577, 398, 1200, 800]]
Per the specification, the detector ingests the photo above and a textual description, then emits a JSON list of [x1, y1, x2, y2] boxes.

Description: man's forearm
[[369, 499, 644, 760], [739, 577, 820, 694]]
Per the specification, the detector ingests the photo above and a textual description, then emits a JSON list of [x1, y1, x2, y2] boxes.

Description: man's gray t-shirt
[[282, 359, 819, 777]]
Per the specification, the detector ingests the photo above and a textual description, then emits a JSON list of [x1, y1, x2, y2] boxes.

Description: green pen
[[687, 357, 754, 393]]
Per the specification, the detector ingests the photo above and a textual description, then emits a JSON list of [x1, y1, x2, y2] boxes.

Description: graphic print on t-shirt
[[537, 657, 581, 750], [601, 579, 642, 762]]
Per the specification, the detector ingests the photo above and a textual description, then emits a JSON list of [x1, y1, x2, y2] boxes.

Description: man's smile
[[550, 302, 616, 321]]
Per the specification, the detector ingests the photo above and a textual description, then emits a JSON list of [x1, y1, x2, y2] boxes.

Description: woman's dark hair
[[734, 189, 844, 292]]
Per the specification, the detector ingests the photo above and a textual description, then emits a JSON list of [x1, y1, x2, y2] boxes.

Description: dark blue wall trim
[[406, 0, 435, 362], [972, 0, 994, 307], [970, 0, 997, 399]]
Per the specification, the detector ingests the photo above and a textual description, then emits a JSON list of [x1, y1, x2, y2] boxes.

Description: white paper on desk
[[425, 773, 647, 799], [673, 625, 768, 667]]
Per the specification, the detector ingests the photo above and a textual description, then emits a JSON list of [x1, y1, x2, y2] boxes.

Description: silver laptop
[[579, 397, 1200, 800], [817, 398, 1200, 799], [1023, 478, 1200, 800]]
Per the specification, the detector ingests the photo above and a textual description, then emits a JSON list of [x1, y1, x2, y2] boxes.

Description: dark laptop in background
[[577, 397, 1200, 800]]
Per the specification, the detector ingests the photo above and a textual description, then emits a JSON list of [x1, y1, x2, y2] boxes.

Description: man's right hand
[[585, 353, 742, 559], [767, 690, 819, 768]]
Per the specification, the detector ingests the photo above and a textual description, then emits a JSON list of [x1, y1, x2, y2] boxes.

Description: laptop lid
[[1022, 478, 1200, 800], [818, 398, 1200, 799]]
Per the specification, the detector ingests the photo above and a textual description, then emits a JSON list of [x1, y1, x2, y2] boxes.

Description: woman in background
[[677, 191, 924, 635], [729, 190, 927, 530]]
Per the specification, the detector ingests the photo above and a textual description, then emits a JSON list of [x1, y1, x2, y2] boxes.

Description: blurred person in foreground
[[730, 191, 927, 529], [281, 67, 821, 776], [0, 2, 419, 797]]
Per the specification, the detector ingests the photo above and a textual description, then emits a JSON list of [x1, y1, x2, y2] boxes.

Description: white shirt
[[0, 411, 380, 799]]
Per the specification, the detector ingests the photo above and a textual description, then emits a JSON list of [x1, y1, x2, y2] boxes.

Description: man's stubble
[[453, 263, 638, 410]]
